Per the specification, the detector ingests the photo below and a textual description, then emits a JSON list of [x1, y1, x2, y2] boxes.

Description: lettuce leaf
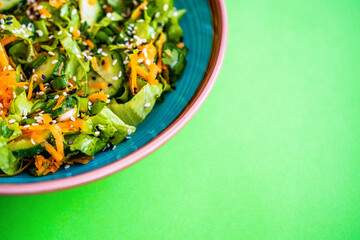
[[0, 137, 20, 175], [9, 87, 33, 116], [83, 107, 135, 145], [108, 84, 162, 126], [68, 134, 106, 156]]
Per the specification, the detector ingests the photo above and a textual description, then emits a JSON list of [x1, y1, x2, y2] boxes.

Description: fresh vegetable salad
[[0, 0, 187, 176]]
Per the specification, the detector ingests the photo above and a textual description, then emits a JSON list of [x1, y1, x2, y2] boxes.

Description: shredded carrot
[[49, 125, 64, 157], [89, 82, 106, 89], [72, 26, 81, 39], [39, 83, 46, 92], [91, 57, 100, 72], [49, 0, 66, 8], [0, 43, 9, 68], [38, 8, 52, 18], [136, 66, 149, 80], [77, 90, 85, 96], [129, 53, 139, 95], [52, 95, 66, 110], [8, 57, 16, 69], [177, 42, 185, 49], [68, 156, 94, 165], [1, 35, 17, 46], [27, 74, 37, 101], [44, 142, 63, 162], [156, 32, 166, 73], [88, 0, 96, 6], [88, 92, 108, 103], [147, 64, 159, 85], [85, 40, 95, 49], [131, 1, 148, 20], [42, 114, 52, 124]]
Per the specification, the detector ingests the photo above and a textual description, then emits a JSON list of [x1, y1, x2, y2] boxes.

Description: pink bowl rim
[[0, 0, 228, 196]]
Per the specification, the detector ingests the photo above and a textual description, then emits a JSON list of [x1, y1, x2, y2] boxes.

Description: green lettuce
[[67, 133, 106, 156], [108, 84, 162, 126], [83, 107, 136, 145], [0, 137, 19, 175], [9, 87, 33, 116]]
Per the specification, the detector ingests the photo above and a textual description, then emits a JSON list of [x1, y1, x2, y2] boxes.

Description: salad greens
[[0, 0, 187, 176]]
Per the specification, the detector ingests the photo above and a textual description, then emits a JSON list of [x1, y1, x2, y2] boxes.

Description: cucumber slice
[[0, 0, 24, 11], [87, 48, 124, 97], [8, 130, 52, 158], [32, 49, 65, 84], [79, 0, 103, 27]]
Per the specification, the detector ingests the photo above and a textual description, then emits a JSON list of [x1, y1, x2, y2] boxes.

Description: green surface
[[1, 0, 360, 239]]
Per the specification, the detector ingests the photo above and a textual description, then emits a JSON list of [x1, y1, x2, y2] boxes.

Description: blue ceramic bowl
[[0, 0, 227, 195]]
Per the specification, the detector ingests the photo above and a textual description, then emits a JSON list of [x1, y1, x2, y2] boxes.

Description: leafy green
[[166, 9, 186, 43], [0, 137, 20, 175], [162, 43, 187, 75], [83, 107, 135, 145], [67, 133, 106, 156], [9, 87, 33, 116], [92, 12, 123, 36], [1, 15, 35, 61], [108, 84, 162, 126]]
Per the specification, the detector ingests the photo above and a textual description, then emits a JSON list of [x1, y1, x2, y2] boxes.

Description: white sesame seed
[[112, 59, 117, 66], [101, 52, 108, 56], [54, 95, 60, 99], [118, 71, 122, 77], [127, 129, 132, 135], [71, 9, 77, 15], [70, 26, 74, 32], [63, 92, 67, 96], [143, 48, 148, 58], [23, 125, 30, 128], [163, 4, 169, 11], [36, 30, 43, 36], [106, 12, 112, 18], [57, 31, 62, 35], [32, 123, 39, 126], [38, 5, 43, 9], [70, 116, 76, 122], [138, 58, 144, 63], [31, 139, 36, 145], [48, 51, 55, 56], [94, 131, 100, 136], [98, 124, 104, 128], [64, 164, 70, 169], [112, 76, 118, 80], [52, 60, 58, 64], [155, 12, 160, 18], [97, 48, 103, 54], [145, 59, 151, 65], [9, 119, 16, 124], [144, 103, 151, 108], [112, 145, 117, 150], [8, 65, 12, 70]]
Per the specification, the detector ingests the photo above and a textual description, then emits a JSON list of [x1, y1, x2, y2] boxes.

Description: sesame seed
[[155, 12, 160, 18], [138, 58, 144, 63], [163, 4, 169, 11], [145, 59, 151, 65], [144, 103, 151, 108], [106, 12, 112, 18], [31, 139, 36, 145], [32, 123, 39, 126], [23, 125, 30, 128], [70, 116, 76, 122], [64, 164, 70, 169], [71, 9, 77, 15], [94, 131, 100, 136], [97, 48, 103, 54], [101, 52, 108, 56], [112, 59, 117, 66], [48, 51, 55, 56], [57, 31, 62, 35], [36, 30, 43, 36], [118, 71, 122, 77], [63, 92, 67, 96], [37, 5, 43, 10], [54, 95, 60, 100], [127, 129, 132, 135], [52, 60, 58, 64], [9, 119, 16, 124], [112, 76, 118, 80], [70, 26, 74, 32]]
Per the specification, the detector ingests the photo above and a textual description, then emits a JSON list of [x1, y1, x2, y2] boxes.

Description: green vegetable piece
[[0, 137, 19, 175], [9, 87, 33, 116], [108, 84, 162, 126], [68, 133, 106, 156], [51, 76, 68, 91], [90, 99, 106, 115], [79, 98, 89, 113]]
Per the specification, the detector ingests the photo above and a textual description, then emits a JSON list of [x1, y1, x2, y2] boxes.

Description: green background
[[1, 0, 360, 239]]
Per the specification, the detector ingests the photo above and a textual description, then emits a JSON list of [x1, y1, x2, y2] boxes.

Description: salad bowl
[[0, 0, 227, 195]]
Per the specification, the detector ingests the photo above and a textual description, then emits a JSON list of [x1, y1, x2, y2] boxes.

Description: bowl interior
[[0, 0, 213, 184]]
